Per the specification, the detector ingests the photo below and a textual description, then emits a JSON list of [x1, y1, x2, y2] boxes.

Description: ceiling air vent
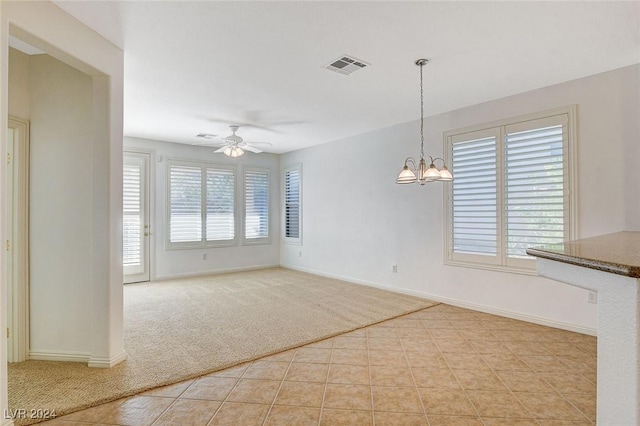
[[325, 55, 370, 76]]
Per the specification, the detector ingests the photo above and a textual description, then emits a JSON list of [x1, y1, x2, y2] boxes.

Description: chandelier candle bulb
[[395, 59, 453, 186]]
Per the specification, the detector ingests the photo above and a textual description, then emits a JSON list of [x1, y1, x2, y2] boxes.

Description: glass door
[[123, 151, 150, 283]]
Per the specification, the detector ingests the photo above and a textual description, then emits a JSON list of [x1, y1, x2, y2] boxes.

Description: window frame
[[283, 163, 303, 245], [165, 158, 238, 250], [443, 105, 578, 274], [242, 166, 271, 246]]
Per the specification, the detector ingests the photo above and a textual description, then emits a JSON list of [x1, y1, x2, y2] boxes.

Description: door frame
[[123, 148, 154, 283], [6, 116, 30, 362]]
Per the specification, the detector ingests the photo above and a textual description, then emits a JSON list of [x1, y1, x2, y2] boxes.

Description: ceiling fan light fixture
[[223, 145, 245, 157]]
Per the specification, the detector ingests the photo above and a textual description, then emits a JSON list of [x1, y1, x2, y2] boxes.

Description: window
[[283, 164, 302, 244], [444, 106, 577, 273], [167, 160, 236, 248], [206, 168, 235, 242], [244, 168, 270, 243]]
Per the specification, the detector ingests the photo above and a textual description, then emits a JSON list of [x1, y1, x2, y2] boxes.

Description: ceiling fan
[[193, 125, 272, 157], [202, 110, 305, 134]]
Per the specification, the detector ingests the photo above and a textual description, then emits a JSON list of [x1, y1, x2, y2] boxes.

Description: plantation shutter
[[451, 134, 498, 258], [285, 168, 301, 239], [123, 164, 142, 267], [505, 117, 567, 259], [445, 107, 575, 272], [245, 169, 269, 240], [169, 165, 202, 243], [206, 168, 235, 241]]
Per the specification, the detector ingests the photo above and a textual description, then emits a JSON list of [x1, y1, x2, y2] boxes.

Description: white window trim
[[242, 166, 272, 246], [283, 163, 303, 245], [443, 105, 578, 275], [165, 158, 238, 250]]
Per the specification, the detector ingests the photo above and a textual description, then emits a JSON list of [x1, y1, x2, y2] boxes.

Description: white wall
[[281, 64, 640, 334], [623, 73, 640, 231], [124, 137, 281, 280], [8, 48, 29, 119], [27, 54, 96, 356], [9, 48, 116, 357]]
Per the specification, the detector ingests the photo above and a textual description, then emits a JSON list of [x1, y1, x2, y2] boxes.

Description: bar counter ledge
[[527, 231, 640, 425]]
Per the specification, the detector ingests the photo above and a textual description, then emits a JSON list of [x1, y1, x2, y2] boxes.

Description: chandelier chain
[[419, 62, 424, 159]]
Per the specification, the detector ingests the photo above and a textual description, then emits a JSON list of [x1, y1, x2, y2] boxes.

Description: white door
[[123, 152, 150, 283]]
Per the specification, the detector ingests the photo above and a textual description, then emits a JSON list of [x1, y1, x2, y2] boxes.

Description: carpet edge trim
[[23, 302, 441, 424]]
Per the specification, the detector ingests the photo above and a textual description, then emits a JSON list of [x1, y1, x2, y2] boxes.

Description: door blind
[[505, 124, 564, 258], [245, 170, 269, 239], [169, 165, 202, 242], [285, 168, 300, 239], [123, 164, 142, 266], [451, 136, 498, 256], [206, 168, 235, 241]]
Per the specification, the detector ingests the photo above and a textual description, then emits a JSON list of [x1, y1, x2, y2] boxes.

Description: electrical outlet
[[392, 265, 398, 273], [588, 291, 598, 304], [202, 253, 207, 261]]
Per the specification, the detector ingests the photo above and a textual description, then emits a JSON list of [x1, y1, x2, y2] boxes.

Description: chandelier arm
[[404, 157, 418, 171]]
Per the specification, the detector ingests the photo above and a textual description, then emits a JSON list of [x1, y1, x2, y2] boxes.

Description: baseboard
[[417, 291, 597, 336], [88, 350, 127, 368], [281, 264, 597, 336], [154, 263, 281, 281], [29, 350, 90, 363], [29, 350, 129, 368], [283, 264, 395, 289]]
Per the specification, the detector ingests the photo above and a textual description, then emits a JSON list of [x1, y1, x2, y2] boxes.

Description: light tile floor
[[42, 304, 597, 425]]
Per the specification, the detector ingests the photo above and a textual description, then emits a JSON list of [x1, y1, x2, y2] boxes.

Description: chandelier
[[396, 59, 453, 185]]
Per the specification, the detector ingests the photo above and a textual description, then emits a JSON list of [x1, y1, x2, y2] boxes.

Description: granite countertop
[[526, 231, 640, 278]]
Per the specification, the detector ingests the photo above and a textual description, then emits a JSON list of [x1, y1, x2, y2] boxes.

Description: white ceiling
[[51, 1, 639, 154]]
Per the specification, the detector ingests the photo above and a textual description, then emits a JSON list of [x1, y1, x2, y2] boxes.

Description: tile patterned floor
[[42, 304, 597, 425]]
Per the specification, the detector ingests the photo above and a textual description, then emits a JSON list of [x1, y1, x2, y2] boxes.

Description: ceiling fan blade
[[243, 141, 273, 147], [244, 111, 307, 128], [203, 116, 305, 134], [191, 141, 228, 148], [206, 117, 267, 131], [241, 144, 263, 153], [193, 131, 230, 145], [213, 146, 227, 153], [191, 140, 226, 146]]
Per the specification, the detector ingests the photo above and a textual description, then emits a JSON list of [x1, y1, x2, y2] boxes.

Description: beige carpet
[[8, 267, 437, 424]]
